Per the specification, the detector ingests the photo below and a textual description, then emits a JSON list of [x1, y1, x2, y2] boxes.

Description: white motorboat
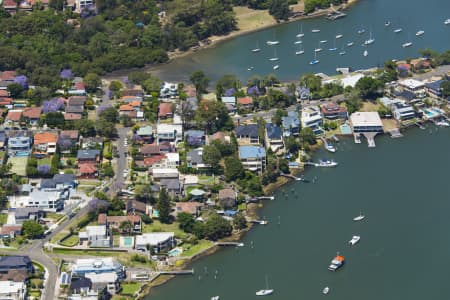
[[269, 57, 279, 61], [336, 34, 343, 39], [259, 220, 268, 225], [266, 41, 279, 45], [415, 30, 425, 36], [353, 212, 365, 221], [317, 159, 338, 167], [393, 28, 403, 33], [323, 287, 330, 295], [349, 235, 361, 246], [247, 67, 254, 71], [273, 65, 279, 70], [325, 144, 336, 152], [339, 51, 346, 55], [445, 19, 450, 25], [363, 50, 368, 57], [347, 41, 354, 47], [357, 28, 365, 34], [320, 40, 327, 43], [211, 297, 220, 300], [312, 29, 321, 33], [256, 276, 274, 296], [436, 121, 450, 127], [402, 42, 412, 48], [294, 40, 302, 44], [385, 21, 391, 27]]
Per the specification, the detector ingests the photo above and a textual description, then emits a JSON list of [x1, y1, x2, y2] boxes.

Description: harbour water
[[148, 0, 450, 82], [147, 126, 450, 299]]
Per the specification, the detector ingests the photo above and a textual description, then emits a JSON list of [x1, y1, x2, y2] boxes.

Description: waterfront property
[[78, 225, 113, 248], [135, 232, 175, 252], [301, 106, 323, 134], [265, 123, 284, 153], [282, 111, 300, 137], [71, 258, 124, 279], [350, 112, 384, 147], [235, 124, 260, 145], [238, 146, 266, 174], [321, 102, 348, 120]]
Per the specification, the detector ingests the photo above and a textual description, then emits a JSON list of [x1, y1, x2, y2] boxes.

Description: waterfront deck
[[217, 242, 244, 247], [158, 269, 194, 275], [388, 128, 403, 138]]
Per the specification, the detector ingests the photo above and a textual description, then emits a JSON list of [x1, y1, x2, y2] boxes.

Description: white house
[[156, 124, 183, 144], [301, 106, 323, 134], [135, 232, 175, 252], [0, 281, 26, 300]]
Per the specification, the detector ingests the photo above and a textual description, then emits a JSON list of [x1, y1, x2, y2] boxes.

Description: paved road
[[113, 127, 129, 193]]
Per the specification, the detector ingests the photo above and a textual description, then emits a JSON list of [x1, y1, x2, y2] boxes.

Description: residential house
[[0, 269, 28, 283], [185, 130, 205, 146], [207, 131, 228, 144], [78, 225, 112, 248], [301, 106, 323, 134], [398, 79, 426, 97], [33, 132, 58, 156], [140, 144, 163, 157], [135, 232, 175, 252], [0, 97, 12, 107], [265, 123, 284, 153], [0, 71, 16, 88], [410, 58, 431, 71], [75, 0, 95, 13], [0, 225, 22, 239], [281, 111, 300, 137], [173, 202, 203, 217], [397, 63, 411, 77], [160, 82, 178, 98], [296, 86, 310, 100], [159, 178, 181, 197], [156, 124, 183, 144], [0, 130, 7, 149], [59, 130, 79, 144], [4, 110, 22, 128], [11, 207, 45, 224], [320, 102, 348, 120], [68, 96, 86, 107], [235, 124, 260, 145], [7, 133, 31, 157], [350, 112, 384, 133], [151, 168, 179, 180], [69, 277, 96, 299], [237, 97, 253, 110], [97, 214, 142, 233], [186, 148, 208, 169], [77, 149, 100, 178], [119, 101, 143, 121], [71, 258, 124, 278], [85, 272, 120, 296], [122, 87, 144, 97], [21, 107, 42, 127], [425, 80, 445, 98], [8, 184, 68, 212], [0, 256, 33, 274], [136, 125, 153, 143], [81, 137, 103, 150], [68, 82, 86, 96], [0, 281, 26, 300], [238, 146, 266, 174], [222, 96, 237, 114], [158, 103, 174, 119], [218, 188, 237, 209], [126, 200, 148, 216], [393, 103, 416, 122]]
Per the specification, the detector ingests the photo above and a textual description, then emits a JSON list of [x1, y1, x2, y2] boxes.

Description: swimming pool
[[15, 151, 30, 157], [123, 237, 133, 247], [168, 247, 183, 257]]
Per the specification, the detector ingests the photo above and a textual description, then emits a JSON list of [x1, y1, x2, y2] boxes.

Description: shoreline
[[166, 0, 360, 62], [104, 0, 360, 80]]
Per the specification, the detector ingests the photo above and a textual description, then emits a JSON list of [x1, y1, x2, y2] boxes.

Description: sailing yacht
[[294, 40, 302, 45], [363, 50, 368, 57], [336, 34, 343, 39], [295, 44, 304, 55], [402, 34, 412, 48], [329, 38, 337, 51], [444, 19, 450, 25], [269, 48, 279, 61], [273, 65, 279, 70], [311, 29, 320, 33], [357, 26, 365, 34], [256, 276, 274, 296], [364, 31, 375, 45], [310, 51, 319, 65], [353, 212, 365, 221], [296, 24, 305, 38], [347, 41, 354, 47], [339, 45, 346, 55], [266, 31, 279, 45], [252, 41, 261, 53], [251, 41, 261, 53]]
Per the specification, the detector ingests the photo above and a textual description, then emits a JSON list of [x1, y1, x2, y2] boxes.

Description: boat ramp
[[388, 128, 403, 138], [326, 11, 346, 20]]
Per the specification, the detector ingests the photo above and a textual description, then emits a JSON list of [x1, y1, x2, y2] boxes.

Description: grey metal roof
[[77, 149, 100, 159], [235, 124, 259, 138]]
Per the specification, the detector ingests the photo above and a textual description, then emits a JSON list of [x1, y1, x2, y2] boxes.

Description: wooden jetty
[[158, 269, 194, 275], [217, 242, 244, 247], [280, 173, 304, 181]]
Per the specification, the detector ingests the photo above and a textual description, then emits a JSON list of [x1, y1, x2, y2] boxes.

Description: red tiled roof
[[22, 107, 42, 119], [34, 132, 58, 145], [237, 97, 253, 105], [0, 70, 16, 80], [98, 214, 141, 224], [64, 113, 82, 120], [119, 104, 134, 111], [0, 98, 13, 106], [0, 90, 9, 97], [158, 103, 173, 117], [174, 202, 203, 215], [73, 82, 85, 90], [5, 110, 21, 121], [140, 144, 161, 155], [0, 224, 22, 235], [98, 213, 107, 224], [78, 163, 97, 174], [143, 155, 165, 166], [321, 102, 347, 114], [60, 130, 79, 140]]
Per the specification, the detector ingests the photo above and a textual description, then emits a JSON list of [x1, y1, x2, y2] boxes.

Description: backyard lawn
[[120, 282, 142, 296], [59, 234, 79, 247], [142, 221, 186, 239], [181, 240, 214, 257], [8, 157, 27, 176], [37, 157, 51, 166]]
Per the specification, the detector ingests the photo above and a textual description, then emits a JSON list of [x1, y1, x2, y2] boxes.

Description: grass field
[[233, 6, 276, 33], [142, 221, 187, 239], [59, 234, 79, 247], [37, 157, 51, 166], [180, 240, 214, 257], [120, 282, 142, 295], [8, 156, 27, 176]]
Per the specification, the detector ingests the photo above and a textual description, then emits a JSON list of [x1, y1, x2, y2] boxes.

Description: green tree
[[224, 156, 244, 181], [119, 220, 133, 235], [157, 188, 172, 224], [109, 80, 123, 97], [442, 81, 450, 98], [45, 112, 65, 128], [269, 0, 291, 21], [7, 83, 24, 98], [273, 109, 287, 126], [299, 73, 322, 93], [215, 74, 241, 97], [83, 73, 101, 93], [22, 220, 44, 239], [345, 90, 363, 114], [190, 70, 210, 98], [204, 213, 232, 240], [202, 145, 221, 169], [99, 107, 119, 123], [142, 76, 163, 94], [96, 119, 117, 138], [355, 76, 384, 100], [233, 213, 247, 230], [195, 100, 233, 133], [299, 127, 316, 145], [284, 136, 300, 154], [177, 212, 195, 233]]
